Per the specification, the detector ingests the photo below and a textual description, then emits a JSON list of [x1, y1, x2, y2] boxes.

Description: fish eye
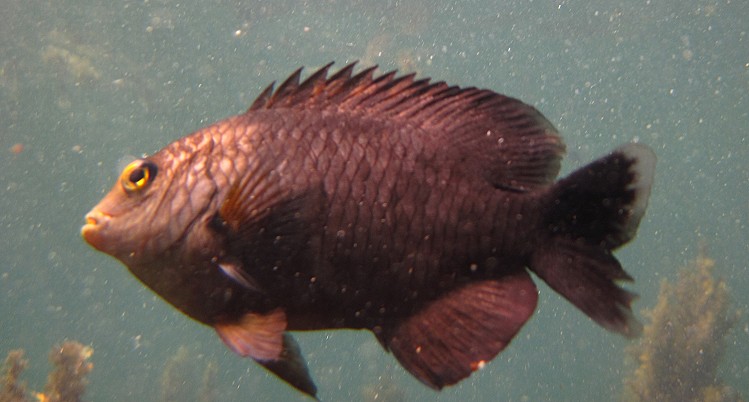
[[120, 160, 157, 193]]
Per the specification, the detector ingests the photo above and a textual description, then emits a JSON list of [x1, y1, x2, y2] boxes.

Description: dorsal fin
[[270, 67, 303, 106], [248, 82, 276, 111], [293, 61, 334, 102], [245, 62, 566, 190], [324, 61, 358, 91]]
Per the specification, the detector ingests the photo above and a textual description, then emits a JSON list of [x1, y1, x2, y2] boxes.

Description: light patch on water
[[116, 154, 138, 174]]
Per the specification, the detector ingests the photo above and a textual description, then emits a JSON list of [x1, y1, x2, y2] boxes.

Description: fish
[[81, 62, 656, 398]]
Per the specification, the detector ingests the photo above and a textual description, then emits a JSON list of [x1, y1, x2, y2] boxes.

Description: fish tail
[[530, 143, 655, 337]]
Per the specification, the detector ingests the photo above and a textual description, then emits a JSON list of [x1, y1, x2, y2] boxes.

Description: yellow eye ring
[[120, 160, 157, 193]]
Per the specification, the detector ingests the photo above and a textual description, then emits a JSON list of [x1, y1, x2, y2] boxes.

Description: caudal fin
[[530, 143, 655, 337]]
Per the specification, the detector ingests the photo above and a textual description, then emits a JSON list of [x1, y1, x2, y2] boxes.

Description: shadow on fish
[[81, 62, 656, 398]]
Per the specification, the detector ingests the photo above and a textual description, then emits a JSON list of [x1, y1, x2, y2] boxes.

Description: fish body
[[82, 63, 655, 397]]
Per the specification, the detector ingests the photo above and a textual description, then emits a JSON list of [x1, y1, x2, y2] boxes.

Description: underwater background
[[1, 0, 747, 401]]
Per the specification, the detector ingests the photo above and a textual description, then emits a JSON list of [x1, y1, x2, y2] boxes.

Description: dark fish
[[81, 62, 656, 398]]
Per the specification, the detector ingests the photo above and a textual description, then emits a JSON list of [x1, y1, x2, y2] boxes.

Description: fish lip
[[82, 210, 111, 227], [81, 210, 112, 249]]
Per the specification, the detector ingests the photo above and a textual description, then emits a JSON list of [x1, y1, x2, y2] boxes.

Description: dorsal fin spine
[[355, 73, 415, 110], [248, 82, 275, 111], [323, 62, 358, 94], [292, 62, 334, 106], [271, 67, 303, 106], [337, 66, 379, 103]]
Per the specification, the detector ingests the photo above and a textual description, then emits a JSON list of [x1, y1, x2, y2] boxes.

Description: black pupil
[[129, 167, 146, 184]]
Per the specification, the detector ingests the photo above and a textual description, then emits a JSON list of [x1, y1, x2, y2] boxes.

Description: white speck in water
[[132, 334, 142, 350]]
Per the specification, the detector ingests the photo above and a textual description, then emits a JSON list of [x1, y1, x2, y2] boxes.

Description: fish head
[[81, 148, 220, 267]]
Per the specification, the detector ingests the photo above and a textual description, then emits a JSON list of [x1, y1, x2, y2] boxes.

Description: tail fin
[[530, 143, 655, 337]]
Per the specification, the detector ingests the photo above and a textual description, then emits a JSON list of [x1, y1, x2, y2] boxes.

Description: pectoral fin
[[214, 309, 317, 398], [379, 271, 538, 389]]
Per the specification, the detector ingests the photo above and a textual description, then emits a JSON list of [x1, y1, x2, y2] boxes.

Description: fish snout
[[81, 210, 111, 249]]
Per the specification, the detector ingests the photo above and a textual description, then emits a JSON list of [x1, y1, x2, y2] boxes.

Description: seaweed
[[42, 342, 94, 402], [160, 345, 219, 402], [2, 340, 220, 402], [624, 245, 743, 402], [0, 341, 93, 402], [1, 350, 28, 402]]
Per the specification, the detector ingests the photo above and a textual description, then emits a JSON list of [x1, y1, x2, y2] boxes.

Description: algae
[[624, 246, 743, 402], [0, 341, 93, 402]]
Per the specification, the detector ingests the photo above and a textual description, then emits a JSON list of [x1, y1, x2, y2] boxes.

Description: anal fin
[[380, 271, 538, 389]]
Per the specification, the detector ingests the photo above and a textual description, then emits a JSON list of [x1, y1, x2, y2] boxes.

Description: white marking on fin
[[617, 143, 656, 236]]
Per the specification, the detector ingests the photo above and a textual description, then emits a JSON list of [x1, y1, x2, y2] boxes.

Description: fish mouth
[[81, 210, 111, 250]]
